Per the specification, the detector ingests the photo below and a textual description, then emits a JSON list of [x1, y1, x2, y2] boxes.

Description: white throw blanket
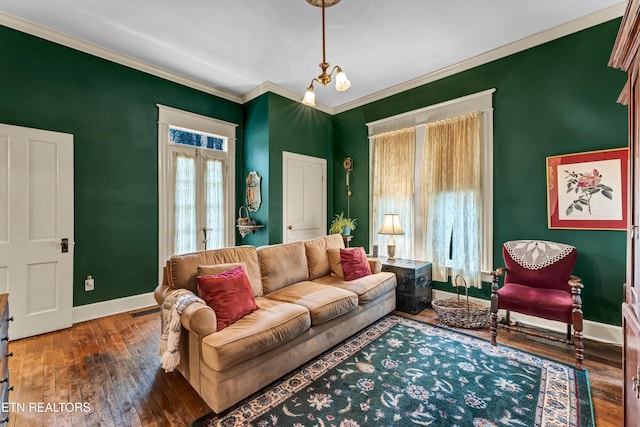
[[159, 289, 205, 372]]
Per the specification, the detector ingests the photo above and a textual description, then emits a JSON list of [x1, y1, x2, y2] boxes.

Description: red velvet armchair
[[490, 240, 584, 370]]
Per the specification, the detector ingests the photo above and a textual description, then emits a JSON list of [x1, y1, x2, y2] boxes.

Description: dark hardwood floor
[[7, 307, 622, 426]]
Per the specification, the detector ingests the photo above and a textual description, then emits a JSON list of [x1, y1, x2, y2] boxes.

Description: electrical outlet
[[85, 276, 95, 291]]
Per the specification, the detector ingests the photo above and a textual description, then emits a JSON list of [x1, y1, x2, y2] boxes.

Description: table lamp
[[378, 213, 404, 261]]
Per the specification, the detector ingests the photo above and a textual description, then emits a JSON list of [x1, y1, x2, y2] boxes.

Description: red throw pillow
[[340, 247, 372, 281], [197, 266, 259, 331]]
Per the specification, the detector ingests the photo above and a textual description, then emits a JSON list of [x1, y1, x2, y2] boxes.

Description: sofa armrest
[[155, 284, 218, 338], [181, 302, 218, 337], [368, 257, 382, 274], [154, 283, 171, 305]]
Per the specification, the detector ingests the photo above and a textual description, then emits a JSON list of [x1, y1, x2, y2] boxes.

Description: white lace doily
[[504, 240, 575, 270]]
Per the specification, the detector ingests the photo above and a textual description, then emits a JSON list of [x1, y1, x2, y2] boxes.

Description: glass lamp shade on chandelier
[[378, 214, 405, 261], [301, 0, 351, 106]]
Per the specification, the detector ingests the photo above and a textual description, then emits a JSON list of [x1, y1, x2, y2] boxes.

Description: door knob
[[288, 225, 294, 230], [61, 238, 69, 253]]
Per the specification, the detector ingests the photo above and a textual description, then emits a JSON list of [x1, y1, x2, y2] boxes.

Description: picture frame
[[546, 147, 628, 230]]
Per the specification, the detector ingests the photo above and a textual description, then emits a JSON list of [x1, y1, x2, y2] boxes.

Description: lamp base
[[386, 235, 397, 261], [387, 243, 396, 262]]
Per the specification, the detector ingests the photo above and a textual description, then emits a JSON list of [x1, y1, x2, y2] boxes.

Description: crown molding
[[332, 2, 627, 115], [0, 11, 243, 104], [241, 81, 334, 114], [1, 3, 625, 115]]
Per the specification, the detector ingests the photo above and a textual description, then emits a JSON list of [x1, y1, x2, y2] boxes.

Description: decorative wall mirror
[[246, 171, 262, 212]]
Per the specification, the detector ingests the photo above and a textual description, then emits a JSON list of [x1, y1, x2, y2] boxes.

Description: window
[[368, 89, 494, 286], [422, 112, 484, 287], [157, 105, 237, 279], [169, 127, 225, 150]]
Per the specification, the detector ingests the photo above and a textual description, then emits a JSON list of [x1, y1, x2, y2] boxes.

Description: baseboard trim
[[71, 289, 622, 345], [432, 289, 622, 346], [72, 292, 157, 324]]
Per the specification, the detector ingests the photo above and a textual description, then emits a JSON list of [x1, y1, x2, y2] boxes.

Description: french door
[[157, 105, 237, 275], [170, 146, 226, 254]]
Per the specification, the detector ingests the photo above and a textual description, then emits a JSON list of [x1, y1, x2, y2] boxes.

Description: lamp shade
[[335, 70, 351, 92], [302, 87, 316, 106], [378, 214, 404, 235]]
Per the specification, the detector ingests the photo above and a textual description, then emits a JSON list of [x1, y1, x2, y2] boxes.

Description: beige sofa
[[153, 234, 397, 413]]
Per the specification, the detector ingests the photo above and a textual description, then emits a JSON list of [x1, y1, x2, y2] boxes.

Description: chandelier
[[301, 0, 351, 106]]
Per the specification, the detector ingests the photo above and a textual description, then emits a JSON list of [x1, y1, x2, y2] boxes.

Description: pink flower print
[[564, 168, 613, 216], [576, 171, 602, 189]]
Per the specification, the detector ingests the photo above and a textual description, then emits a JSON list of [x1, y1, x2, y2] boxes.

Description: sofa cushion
[[169, 246, 263, 297], [340, 247, 372, 281], [197, 266, 259, 331], [265, 281, 358, 325], [258, 242, 309, 294], [368, 257, 383, 274], [305, 234, 345, 280], [313, 271, 397, 304], [201, 298, 311, 372], [327, 248, 344, 277]]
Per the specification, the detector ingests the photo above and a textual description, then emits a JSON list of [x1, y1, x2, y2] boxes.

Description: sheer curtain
[[174, 152, 196, 254], [205, 158, 224, 250], [372, 127, 415, 259], [423, 112, 483, 287]]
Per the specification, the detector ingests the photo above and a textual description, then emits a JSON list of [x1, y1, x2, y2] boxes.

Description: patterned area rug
[[192, 315, 593, 427]]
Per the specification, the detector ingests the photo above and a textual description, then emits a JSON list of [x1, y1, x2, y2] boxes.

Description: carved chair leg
[[573, 319, 584, 371], [490, 276, 499, 346], [490, 309, 498, 346], [571, 283, 584, 371], [505, 310, 511, 326]]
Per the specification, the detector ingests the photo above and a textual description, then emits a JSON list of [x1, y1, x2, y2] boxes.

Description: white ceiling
[[0, 0, 626, 110]]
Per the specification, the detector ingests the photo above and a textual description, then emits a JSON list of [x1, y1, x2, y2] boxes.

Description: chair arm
[[490, 268, 505, 329], [568, 275, 584, 336], [490, 267, 506, 291], [491, 267, 506, 278], [568, 275, 584, 309], [568, 275, 583, 289]]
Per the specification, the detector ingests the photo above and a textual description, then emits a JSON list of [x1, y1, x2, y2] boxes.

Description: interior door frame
[[282, 151, 327, 243]]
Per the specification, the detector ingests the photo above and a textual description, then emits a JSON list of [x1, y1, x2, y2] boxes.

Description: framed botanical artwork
[[546, 147, 628, 230]]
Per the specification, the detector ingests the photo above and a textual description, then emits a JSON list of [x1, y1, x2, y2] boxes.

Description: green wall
[[241, 95, 270, 247], [333, 19, 628, 326], [242, 93, 333, 245], [1, 18, 629, 326], [0, 26, 243, 306]]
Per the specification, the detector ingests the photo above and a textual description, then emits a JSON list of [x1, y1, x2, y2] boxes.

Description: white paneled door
[[283, 152, 326, 243], [0, 124, 73, 340]]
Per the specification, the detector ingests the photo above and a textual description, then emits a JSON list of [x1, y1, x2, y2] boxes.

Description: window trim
[[157, 104, 237, 281], [367, 89, 494, 282]]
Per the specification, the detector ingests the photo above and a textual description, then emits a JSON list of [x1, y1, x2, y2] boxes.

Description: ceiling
[[0, 0, 626, 111]]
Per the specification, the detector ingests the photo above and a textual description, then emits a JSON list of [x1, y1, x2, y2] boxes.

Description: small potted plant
[[329, 212, 357, 236]]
